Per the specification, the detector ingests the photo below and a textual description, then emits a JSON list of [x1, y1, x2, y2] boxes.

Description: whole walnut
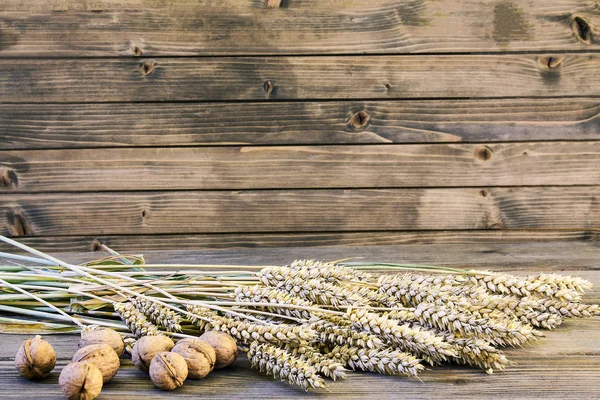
[[15, 335, 56, 380], [172, 338, 215, 379], [59, 362, 103, 400], [199, 331, 238, 369], [149, 351, 188, 391], [131, 335, 174, 373], [80, 327, 125, 356], [72, 343, 120, 383]]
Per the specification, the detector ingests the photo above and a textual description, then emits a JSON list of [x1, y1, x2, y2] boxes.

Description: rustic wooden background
[[0, 0, 599, 398]]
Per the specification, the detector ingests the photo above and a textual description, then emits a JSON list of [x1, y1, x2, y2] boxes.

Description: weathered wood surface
[[0, 246, 599, 399], [2, 54, 599, 102], [0, 230, 599, 253], [0, 0, 598, 56], [2, 142, 600, 192], [3, 98, 600, 149], [45, 241, 600, 272], [2, 187, 599, 236]]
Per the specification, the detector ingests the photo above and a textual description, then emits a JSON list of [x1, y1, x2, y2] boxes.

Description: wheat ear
[[248, 342, 326, 390]]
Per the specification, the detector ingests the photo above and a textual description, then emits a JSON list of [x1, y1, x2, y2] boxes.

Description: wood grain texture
[[1, 187, 598, 236], [2, 142, 600, 192], [0, 0, 599, 56], [0, 230, 599, 254], [2, 99, 600, 149], [35, 240, 600, 272], [1, 54, 599, 102], [0, 245, 598, 399]]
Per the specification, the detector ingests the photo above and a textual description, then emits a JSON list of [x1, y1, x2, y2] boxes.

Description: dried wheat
[[234, 285, 316, 320], [129, 297, 182, 332], [186, 305, 315, 346], [326, 345, 424, 377], [348, 309, 456, 364], [248, 342, 326, 390], [114, 301, 162, 337]]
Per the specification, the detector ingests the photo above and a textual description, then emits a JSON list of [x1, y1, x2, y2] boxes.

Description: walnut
[[149, 351, 188, 391], [15, 335, 56, 380], [172, 338, 215, 379], [59, 362, 103, 400], [72, 343, 120, 383], [199, 331, 238, 369], [80, 327, 125, 356], [131, 335, 174, 373]]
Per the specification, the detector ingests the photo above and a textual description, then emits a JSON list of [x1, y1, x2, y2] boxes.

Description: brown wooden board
[[3, 99, 600, 149], [1, 187, 598, 236], [1, 54, 599, 102], [0, 0, 598, 56], [0, 230, 599, 254], [0, 246, 599, 399], [2, 142, 600, 192]]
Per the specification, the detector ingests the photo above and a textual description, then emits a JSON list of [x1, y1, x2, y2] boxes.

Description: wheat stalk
[[186, 305, 315, 346], [326, 345, 424, 377], [248, 342, 326, 390], [348, 309, 456, 364], [113, 302, 162, 337], [129, 296, 183, 332]]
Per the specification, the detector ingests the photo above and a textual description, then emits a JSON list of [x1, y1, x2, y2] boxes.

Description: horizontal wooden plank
[[2, 142, 600, 192], [3, 99, 600, 149], [1, 54, 599, 102], [9, 239, 600, 272], [0, 230, 599, 254], [0, 1, 599, 56], [1, 187, 598, 236]]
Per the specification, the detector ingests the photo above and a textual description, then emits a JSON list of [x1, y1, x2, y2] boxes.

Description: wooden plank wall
[[0, 0, 599, 252]]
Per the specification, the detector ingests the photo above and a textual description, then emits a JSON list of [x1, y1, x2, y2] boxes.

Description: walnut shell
[[72, 343, 120, 383], [80, 327, 125, 356], [131, 335, 174, 373], [59, 362, 103, 400], [149, 351, 188, 391], [199, 331, 238, 369], [15, 335, 56, 380], [172, 338, 215, 379]]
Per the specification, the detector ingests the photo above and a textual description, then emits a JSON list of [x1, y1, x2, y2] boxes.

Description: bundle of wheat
[[0, 235, 597, 390]]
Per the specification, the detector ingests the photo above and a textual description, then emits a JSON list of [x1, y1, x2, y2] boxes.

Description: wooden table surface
[[1, 242, 599, 399]]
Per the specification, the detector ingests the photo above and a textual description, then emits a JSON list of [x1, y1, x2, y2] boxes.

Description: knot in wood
[[571, 16, 592, 45], [265, 0, 282, 8], [538, 56, 564, 70], [132, 46, 143, 56], [348, 111, 370, 130], [475, 145, 493, 162], [0, 169, 18, 189], [263, 80, 274, 95], [140, 60, 156, 76], [7, 210, 31, 237]]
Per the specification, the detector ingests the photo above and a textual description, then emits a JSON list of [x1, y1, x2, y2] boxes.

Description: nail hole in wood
[[348, 111, 370, 130], [263, 80, 273, 95], [132, 46, 143, 56], [91, 240, 102, 252], [140, 60, 155, 75], [522, 151, 528, 156], [475, 146, 493, 161], [265, 0, 282, 8], [0, 169, 18, 189], [480, 190, 488, 197], [142, 209, 148, 218], [572, 16, 592, 45], [385, 83, 391, 90]]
